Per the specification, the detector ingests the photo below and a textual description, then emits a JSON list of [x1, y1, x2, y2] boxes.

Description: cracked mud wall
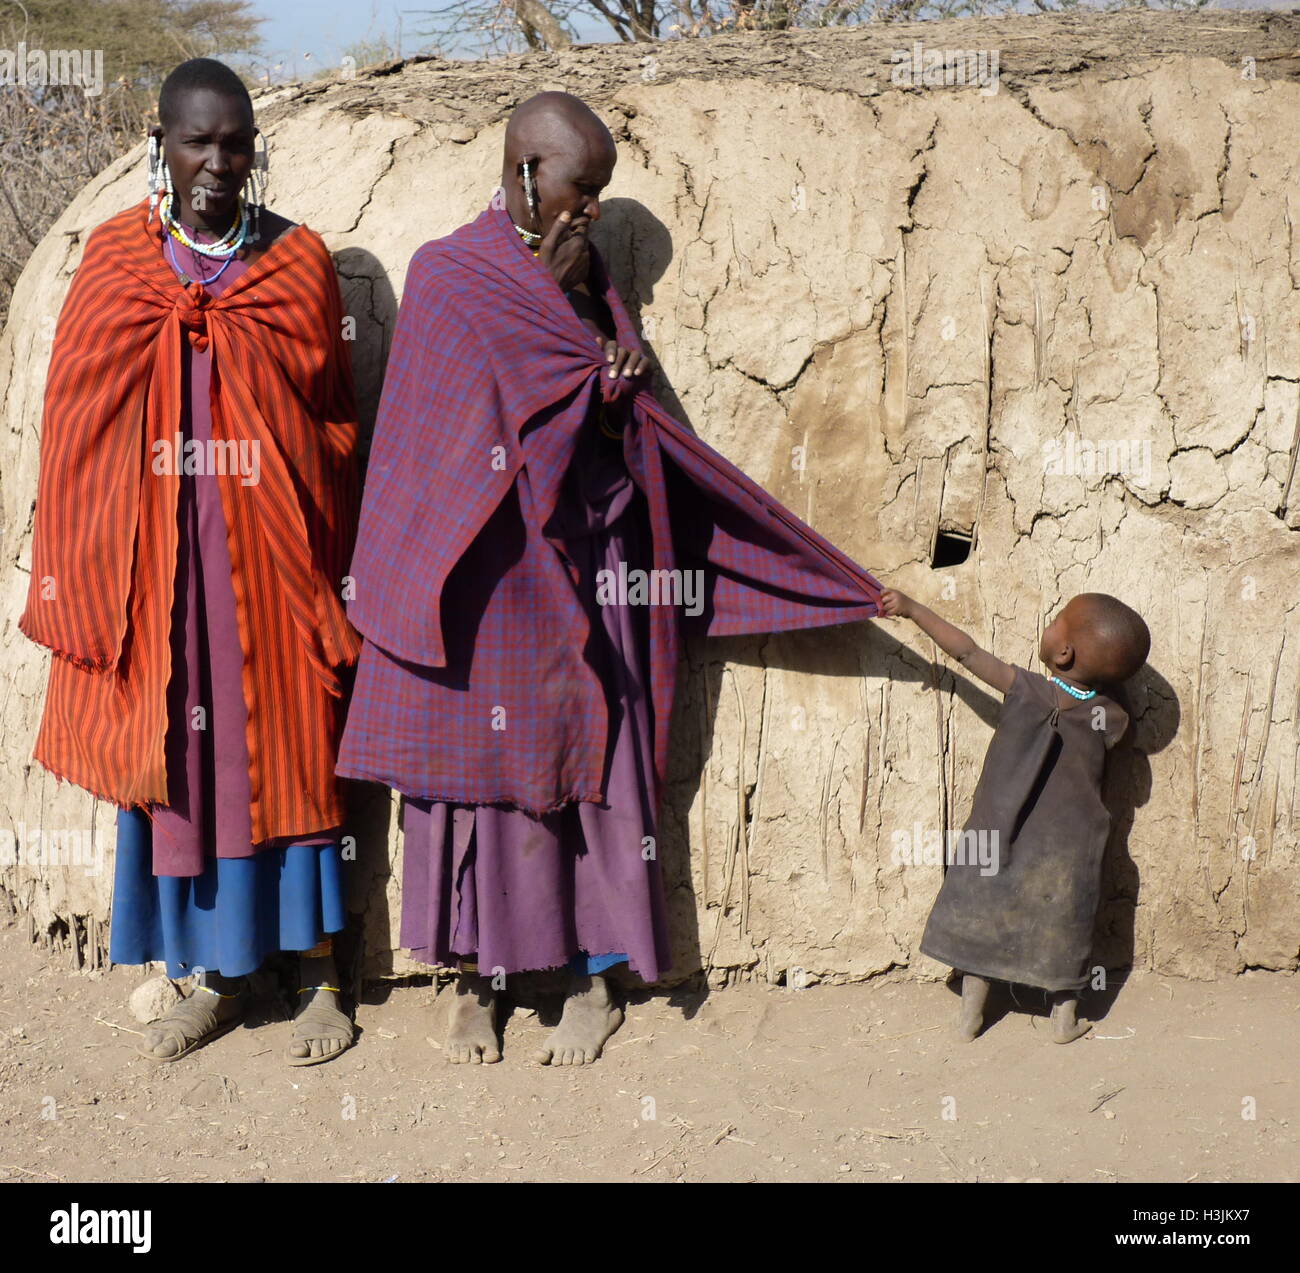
[[2, 13, 1298, 983]]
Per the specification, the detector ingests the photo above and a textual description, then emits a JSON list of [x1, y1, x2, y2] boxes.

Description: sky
[[252, 0, 1300, 78], [252, 0, 610, 75]]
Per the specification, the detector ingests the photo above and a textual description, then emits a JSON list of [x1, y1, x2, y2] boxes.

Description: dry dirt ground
[[0, 917, 1294, 1184]]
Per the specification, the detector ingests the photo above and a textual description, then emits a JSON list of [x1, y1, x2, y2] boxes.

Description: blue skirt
[[109, 808, 348, 979]]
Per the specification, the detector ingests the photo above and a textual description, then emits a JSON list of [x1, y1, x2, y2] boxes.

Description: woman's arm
[[879, 588, 1016, 695]]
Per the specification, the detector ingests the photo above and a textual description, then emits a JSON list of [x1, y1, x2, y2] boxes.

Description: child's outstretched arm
[[879, 588, 1016, 694]]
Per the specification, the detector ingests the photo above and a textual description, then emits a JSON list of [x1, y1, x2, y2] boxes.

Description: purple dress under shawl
[[400, 416, 666, 979]]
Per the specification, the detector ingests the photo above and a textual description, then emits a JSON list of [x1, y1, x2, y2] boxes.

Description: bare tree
[[514, 0, 573, 48], [414, 0, 1212, 55]]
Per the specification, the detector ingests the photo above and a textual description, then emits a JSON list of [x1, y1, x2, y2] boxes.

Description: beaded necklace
[[165, 229, 235, 288], [162, 192, 248, 259], [1049, 675, 1096, 701], [516, 224, 541, 258]]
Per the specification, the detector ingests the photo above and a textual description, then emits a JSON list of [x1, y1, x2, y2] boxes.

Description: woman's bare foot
[[138, 974, 246, 1062], [534, 972, 624, 1066], [957, 973, 989, 1042], [287, 952, 354, 1066], [446, 971, 501, 1064], [1050, 992, 1092, 1044]]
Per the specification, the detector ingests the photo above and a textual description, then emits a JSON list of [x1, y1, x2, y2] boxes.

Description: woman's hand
[[879, 588, 913, 619], [538, 209, 589, 292], [600, 338, 651, 380]]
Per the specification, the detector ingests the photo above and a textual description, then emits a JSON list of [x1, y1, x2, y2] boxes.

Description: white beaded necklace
[[161, 193, 249, 259]]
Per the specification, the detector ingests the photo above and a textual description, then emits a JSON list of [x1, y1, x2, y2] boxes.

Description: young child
[[879, 589, 1150, 1043]]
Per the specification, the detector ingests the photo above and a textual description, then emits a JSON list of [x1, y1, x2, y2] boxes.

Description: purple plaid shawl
[[338, 200, 882, 812]]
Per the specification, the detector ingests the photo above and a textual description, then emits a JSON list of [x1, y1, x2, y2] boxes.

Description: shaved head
[[1070, 593, 1150, 683], [503, 91, 615, 173], [1041, 592, 1150, 687], [500, 92, 617, 250]]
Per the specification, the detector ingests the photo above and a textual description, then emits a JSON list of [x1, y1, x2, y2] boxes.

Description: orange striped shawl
[[20, 198, 362, 845]]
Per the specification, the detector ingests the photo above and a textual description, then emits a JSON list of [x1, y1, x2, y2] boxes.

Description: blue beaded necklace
[[166, 230, 236, 287], [1050, 674, 1096, 701]]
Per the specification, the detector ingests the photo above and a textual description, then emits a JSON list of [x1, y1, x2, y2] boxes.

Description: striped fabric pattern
[[20, 198, 361, 846], [338, 201, 882, 813]]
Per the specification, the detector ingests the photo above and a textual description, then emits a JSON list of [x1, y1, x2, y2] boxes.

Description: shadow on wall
[[664, 625, 952, 982], [1094, 662, 1180, 977], [333, 246, 399, 457], [329, 246, 398, 978], [590, 198, 690, 424]]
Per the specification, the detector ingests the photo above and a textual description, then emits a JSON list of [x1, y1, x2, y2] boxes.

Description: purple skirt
[[400, 427, 671, 981]]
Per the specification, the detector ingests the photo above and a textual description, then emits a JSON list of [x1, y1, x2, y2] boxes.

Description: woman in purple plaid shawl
[[338, 93, 882, 1065]]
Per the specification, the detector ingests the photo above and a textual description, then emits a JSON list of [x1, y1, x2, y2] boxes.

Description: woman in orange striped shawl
[[20, 60, 361, 1065]]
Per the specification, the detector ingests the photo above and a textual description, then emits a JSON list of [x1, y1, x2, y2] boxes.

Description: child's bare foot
[[1050, 992, 1092, 1044], [446, 971, 501, 1064], [534, 972, 624, 1066], [956, 973, 989, 1042]]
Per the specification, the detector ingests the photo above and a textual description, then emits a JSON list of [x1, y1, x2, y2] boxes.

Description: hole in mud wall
[[931, 530, 973, 569]]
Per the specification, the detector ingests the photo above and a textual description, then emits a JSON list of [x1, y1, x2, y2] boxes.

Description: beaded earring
[[514, 159, 542, 248], [247, 129, 269, 243], [147, 132, 165, 223]]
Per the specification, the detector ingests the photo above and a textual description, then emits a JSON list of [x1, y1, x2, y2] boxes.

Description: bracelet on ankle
[[195, 983, 242, 1000], [298, 984, 341, 994]]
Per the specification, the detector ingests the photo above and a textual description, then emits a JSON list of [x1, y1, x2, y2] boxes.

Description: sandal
[[136, 984, 247, 1063], [286, 984, 355, 1067]]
